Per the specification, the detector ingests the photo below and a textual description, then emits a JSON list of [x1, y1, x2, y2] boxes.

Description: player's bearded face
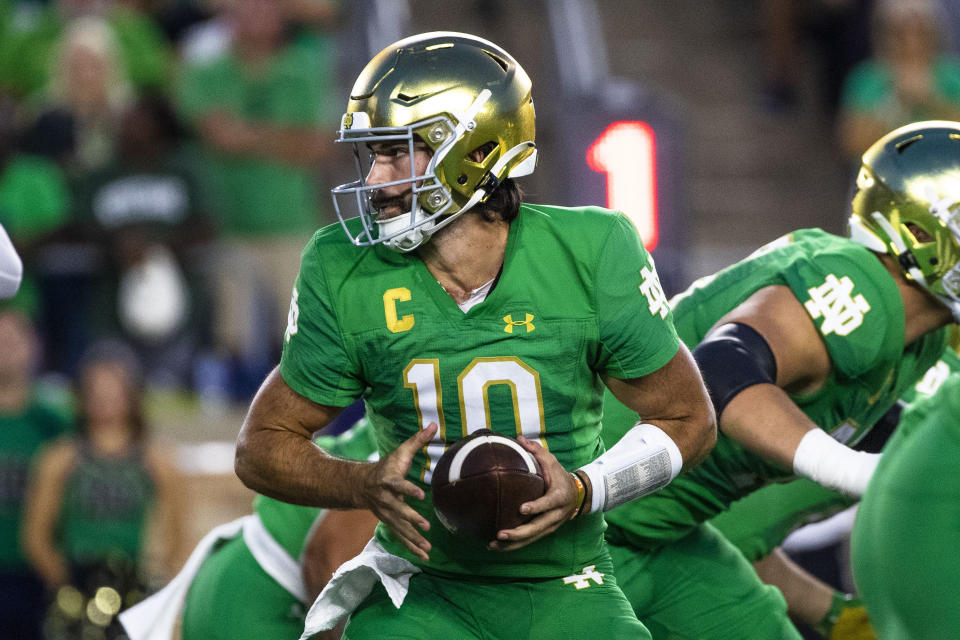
[[369, 188, 413, 221], [365, 141, 432, 221]]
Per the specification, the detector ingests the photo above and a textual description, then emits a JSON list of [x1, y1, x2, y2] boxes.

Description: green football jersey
[[281, 204, 681, 577], [709, 339, 960, 562], [254, 418, 379, 560], [603, 228, 947, 548], [898, 334, 960, 405], [851, 372, 960, 639]]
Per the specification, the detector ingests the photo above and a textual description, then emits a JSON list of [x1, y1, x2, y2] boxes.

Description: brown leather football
[[432, 429, 546, 542]]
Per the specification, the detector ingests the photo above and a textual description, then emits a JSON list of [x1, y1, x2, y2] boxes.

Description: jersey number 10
[[404, 357, 547, 482]]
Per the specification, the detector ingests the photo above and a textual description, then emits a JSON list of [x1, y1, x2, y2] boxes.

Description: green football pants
[[608, 522, 803, 640], [710, 477, 854, 562], [344, 552, 651, 639], [181, 534, 306, 640]]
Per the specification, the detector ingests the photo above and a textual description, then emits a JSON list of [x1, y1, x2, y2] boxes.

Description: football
[[432, 429, 546, 542]]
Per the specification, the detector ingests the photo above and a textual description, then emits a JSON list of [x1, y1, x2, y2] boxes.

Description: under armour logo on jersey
[[284, 287, 300, 343], [639, 265, 669, 319], [503, 313, 535, 333], [562, 565, 605, 590], [804, 274, 871, 337]]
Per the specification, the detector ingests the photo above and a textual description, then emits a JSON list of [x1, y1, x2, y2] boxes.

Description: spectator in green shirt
[[0, 0, 172, 100], [837, 0, 960, 162], [175, 0, 338, 398]]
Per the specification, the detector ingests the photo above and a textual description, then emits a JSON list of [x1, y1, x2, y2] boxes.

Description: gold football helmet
[[848, 120, 960, 321], [331, 32, 537, 252]]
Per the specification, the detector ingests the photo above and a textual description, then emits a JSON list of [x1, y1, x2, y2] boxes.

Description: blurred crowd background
[[2, 0, 960, 638]]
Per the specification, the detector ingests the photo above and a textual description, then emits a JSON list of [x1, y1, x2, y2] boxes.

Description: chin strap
[[869, 212, 928, 286]]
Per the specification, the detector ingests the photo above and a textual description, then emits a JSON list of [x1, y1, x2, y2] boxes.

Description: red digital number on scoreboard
[[586, 120, 658, 250]]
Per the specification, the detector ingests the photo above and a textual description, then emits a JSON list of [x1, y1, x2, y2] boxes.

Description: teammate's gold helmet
[[331, 32, 537, 252], [848, 120, 960, 321]]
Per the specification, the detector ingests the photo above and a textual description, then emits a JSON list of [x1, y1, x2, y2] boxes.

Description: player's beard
[[370, 188, 414, 221]]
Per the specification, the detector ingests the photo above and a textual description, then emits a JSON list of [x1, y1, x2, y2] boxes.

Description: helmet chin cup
[[378, 212, 429, 252]]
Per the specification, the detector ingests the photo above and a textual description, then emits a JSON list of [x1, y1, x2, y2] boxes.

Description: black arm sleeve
[[691, 322, 778, 419]]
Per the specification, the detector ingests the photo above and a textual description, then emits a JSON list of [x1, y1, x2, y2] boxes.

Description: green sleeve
[[895, 371, 960, 441], [279, 234, 364, 406], [595, 214, 680, 378], [783, 251, 899, 378]]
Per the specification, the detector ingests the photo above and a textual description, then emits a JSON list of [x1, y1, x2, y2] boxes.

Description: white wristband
[[792, 429, 880, 497], [578, 423, 683, 513]]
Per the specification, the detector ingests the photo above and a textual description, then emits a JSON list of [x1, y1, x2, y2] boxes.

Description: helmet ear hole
[[905, 223, 934, 243], [469, 141, 498, 163]]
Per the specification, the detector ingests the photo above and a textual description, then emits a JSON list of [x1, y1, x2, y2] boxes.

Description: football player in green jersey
[[707, 332, 960, 639], [852, 372, 960, 639], [233, 32, 716, 640], [120, 420, 380, 640], [600, 120, 960, 640]]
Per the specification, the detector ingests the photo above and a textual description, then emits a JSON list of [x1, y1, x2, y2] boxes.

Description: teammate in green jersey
[[119, 420, 380, 640], [233, 32, 716, 640], [851, 371, 960, 639], [600, 120, 960, 640], [707, 335, 960, 639]]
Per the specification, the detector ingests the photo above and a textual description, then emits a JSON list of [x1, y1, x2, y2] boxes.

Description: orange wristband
[[570, 471, 586, 520]]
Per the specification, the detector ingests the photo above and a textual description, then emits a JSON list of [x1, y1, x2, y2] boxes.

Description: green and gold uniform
[[602, 229, 947, 640], [852, 372, 960, 639], [709, 344, 960, 564], [181, 421, 378, 640], [282, 205, 680, 639]]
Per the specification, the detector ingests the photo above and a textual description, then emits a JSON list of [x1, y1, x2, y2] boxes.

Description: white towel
[[118, 516, 248, 640], [299, 538, 420, 640], [242, 512, 310, 603]]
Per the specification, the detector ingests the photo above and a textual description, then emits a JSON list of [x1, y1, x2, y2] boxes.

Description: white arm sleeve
[[577, 423, 683, 513], [792, 428, 880, 497], [0, 223, 22, 299]]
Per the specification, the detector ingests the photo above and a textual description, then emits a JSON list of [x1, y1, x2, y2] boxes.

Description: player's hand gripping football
[[360, 422, 438, 561], [489, 436, 579, 551]]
